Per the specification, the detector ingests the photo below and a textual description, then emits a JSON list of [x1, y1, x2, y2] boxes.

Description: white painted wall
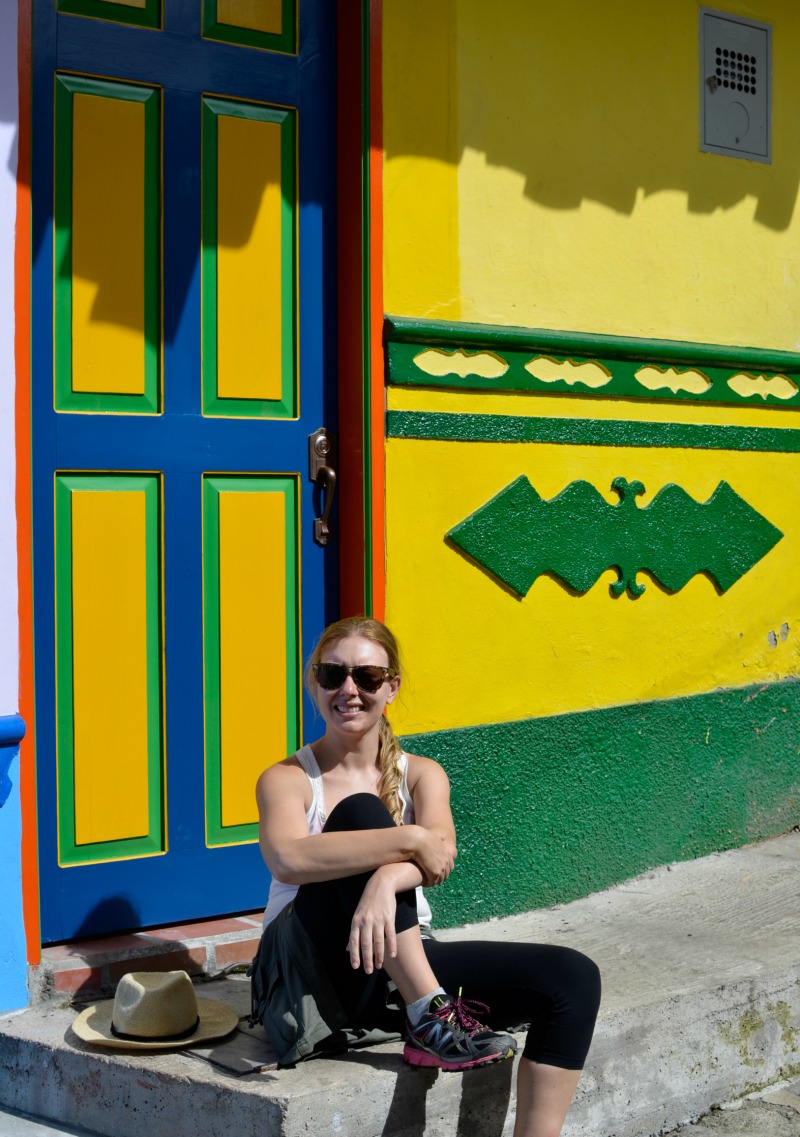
[[0, 0, 27, 1014], [0, 0, 19, 717]]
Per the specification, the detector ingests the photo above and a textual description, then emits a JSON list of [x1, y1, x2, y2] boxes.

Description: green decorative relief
[[447, 476, 783, 598], [385, 316, 800, 410]]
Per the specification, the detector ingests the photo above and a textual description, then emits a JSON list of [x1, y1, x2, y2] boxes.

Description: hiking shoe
[[403, 993, 517, 1071]]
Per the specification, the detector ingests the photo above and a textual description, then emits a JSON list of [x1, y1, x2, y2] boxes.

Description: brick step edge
[[28, 914, 264, 1006]]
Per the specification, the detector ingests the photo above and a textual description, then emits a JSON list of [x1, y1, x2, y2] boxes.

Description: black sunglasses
[[312, 662, 396, 694]]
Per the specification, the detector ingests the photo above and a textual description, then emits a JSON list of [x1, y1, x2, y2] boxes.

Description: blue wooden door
[[32, 0, 339, 941]]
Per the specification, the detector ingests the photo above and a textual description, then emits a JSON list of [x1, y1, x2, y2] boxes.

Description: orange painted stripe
[[368, 0, 386, 621], [15, 0, 40, 965]]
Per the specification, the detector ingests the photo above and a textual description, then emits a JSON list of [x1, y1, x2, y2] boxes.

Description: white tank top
[[262, 746, 433, 929]]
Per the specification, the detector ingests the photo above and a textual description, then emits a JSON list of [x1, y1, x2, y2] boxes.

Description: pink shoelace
[[436, 994, 491, 1035]]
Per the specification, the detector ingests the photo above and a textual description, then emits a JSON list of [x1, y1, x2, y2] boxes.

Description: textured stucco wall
[[0, 1, 27, 1013], [402, 678, 800, 927], [385, 430, 800, 735], [382, 0, 800, 920], [384, 0, 800, 349]]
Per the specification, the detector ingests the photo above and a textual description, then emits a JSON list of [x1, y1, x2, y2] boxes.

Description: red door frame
[[337, 0, 385, 622]]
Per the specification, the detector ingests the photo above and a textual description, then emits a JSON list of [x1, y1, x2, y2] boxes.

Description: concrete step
[[0, 1106, 95, 1137], [1, 832, 799, 1137]]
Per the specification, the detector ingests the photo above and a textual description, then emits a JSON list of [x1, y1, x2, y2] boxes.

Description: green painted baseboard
[[400, 678, 800, 927]]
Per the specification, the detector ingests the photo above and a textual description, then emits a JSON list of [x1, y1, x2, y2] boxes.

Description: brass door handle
[[308, 427, 337, 546]]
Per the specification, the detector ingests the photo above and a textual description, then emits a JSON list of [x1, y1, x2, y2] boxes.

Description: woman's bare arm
[[256, 761, 450, 885], [348, 755, 457, 971], [406, 753, 457, 873], [361, 756, 457, 892]]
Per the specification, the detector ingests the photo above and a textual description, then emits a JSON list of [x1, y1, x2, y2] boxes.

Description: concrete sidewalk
[[1, 832, 799, 1137]]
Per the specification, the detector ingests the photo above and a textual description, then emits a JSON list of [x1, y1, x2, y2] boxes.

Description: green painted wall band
[[385, 315, 800, 410], [387, 410, 800, 453], [55, 474, 164, 866], [201, 0, 296, 55], [54, 75, 161, 416], [201, 98, 297, 420], [400, 678, 800, 927], [385, 314, 800, 371], [202, 475, 300, 847]]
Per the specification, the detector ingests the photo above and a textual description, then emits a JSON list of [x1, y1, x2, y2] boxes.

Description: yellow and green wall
[[380, 0, 800, 924]]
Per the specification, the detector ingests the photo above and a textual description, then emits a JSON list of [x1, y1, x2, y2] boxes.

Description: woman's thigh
[[291, 793, 417, 1022]]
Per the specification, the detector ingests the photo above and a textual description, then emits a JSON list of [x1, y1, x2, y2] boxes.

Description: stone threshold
[[30, 913, 264, 1005]]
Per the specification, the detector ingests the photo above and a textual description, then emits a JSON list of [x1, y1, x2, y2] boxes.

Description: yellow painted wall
[[383, 0, 461, 321], [382, 1, 800, 735], [383, 0, 800, 350], [385, 392, 800, 734]]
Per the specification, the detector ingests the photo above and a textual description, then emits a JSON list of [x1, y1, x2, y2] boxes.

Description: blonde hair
[[307, 617, 405, 825]]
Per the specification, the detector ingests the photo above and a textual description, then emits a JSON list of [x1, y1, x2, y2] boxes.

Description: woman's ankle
[[405, 988, 446, 1026]]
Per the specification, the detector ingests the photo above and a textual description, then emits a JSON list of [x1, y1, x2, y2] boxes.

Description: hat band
[[110, 1016, 200, 1043]]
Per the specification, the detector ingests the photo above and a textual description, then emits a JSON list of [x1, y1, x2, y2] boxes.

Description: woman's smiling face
[[315, 635, 400, 735]]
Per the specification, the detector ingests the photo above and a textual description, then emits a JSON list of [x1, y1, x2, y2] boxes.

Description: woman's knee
[[535, 945, 601, 1014], [558, 947, 602, 1013], [324, 792, 396, 833]]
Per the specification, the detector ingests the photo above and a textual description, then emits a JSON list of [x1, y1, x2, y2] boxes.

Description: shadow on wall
[[16, 5, 339, 346], [12, 4, 800, 349], [0, 5, 18, 181], [384, 0, 799, 232], [72, 896, 142, 942], [0, 749, 14, 807]]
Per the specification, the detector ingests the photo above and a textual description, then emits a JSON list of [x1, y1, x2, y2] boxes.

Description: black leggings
[[292, 794, 601, 1069]]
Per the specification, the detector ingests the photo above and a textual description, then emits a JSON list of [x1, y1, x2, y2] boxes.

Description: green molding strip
[[55, 475, 163, 865], [54, 75, 160, 414], [385, 315, 800, 410], [400, 677, 800, 927], [202, 476, 300, 846], [56, 0, 161, 31], [447, 475, 783, 599], [201, 0, 296, 55], [201, 98, 297, 419], [387, 410, 800, 453]]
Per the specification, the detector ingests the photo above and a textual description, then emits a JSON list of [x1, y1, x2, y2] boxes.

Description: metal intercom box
[[700, 8, 771, 164]]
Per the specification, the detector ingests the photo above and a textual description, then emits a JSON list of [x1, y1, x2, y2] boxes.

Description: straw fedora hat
[[72, 970, 239, 1050]]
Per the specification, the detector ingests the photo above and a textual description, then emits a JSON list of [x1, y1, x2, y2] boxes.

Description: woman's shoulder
[[256, 751, 311, 800], [404, 751, 449, 789]]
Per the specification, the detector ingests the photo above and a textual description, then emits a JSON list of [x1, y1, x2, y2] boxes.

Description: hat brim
[[72, 994, 240, 1050]]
